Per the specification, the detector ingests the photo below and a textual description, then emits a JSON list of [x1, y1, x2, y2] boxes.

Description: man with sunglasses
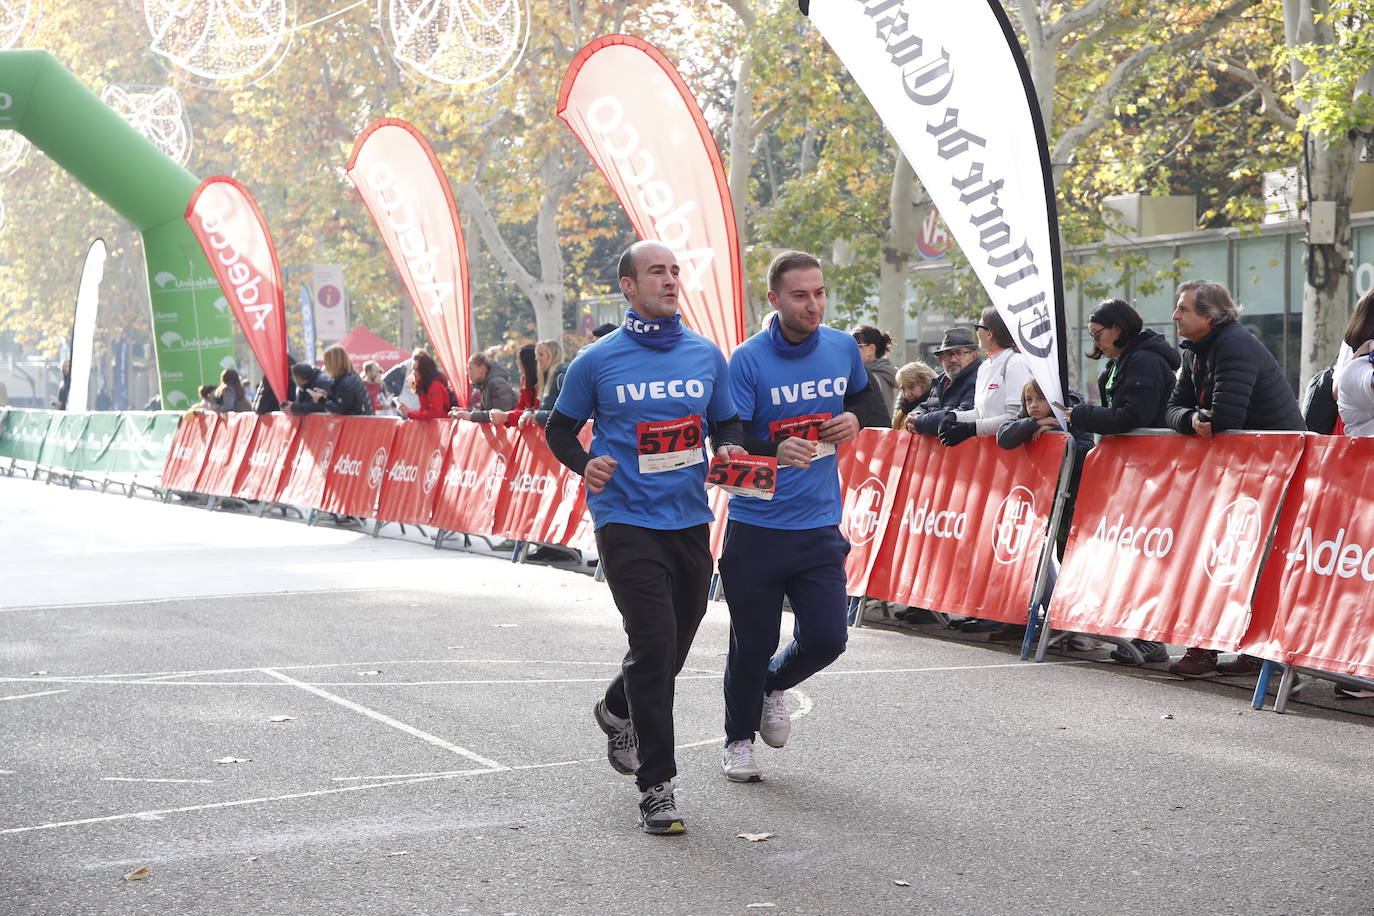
[[906, 327, 983, 437]]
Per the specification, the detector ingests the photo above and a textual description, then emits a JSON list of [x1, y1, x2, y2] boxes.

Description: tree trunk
[[1300, 134, 1358, 383], [879, 146, 918, 365]]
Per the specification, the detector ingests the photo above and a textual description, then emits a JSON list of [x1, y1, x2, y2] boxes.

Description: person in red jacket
[[489, 344, 539, 427], [397, 350, 451, 420]]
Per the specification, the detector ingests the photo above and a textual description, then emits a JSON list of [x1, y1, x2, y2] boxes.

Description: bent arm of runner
[[544, 409, 592, 476]]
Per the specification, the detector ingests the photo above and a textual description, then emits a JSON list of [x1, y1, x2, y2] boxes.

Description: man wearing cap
[[906, 328, 983, 437]]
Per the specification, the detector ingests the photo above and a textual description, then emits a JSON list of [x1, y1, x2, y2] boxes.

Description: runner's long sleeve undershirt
[[545, 411, 743, 477]]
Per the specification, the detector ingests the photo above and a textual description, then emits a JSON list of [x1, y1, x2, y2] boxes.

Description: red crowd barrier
[[318, 417, 396, 518], [234, 414, 299, 502], [837, 429, 909, 597], [858, 432, 1068, 622], [1246, 435, 1374, 678], [430, 421, 514, 536], [162, 412, 216, 492], [1051, 433, 1305, 650], [376, 418, 451, 525]]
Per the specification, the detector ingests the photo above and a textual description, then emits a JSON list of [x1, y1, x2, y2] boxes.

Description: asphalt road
[[2, 475, 1372, 916]]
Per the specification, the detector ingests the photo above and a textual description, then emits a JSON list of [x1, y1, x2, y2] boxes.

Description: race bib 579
[[636, 415, 704, 474]]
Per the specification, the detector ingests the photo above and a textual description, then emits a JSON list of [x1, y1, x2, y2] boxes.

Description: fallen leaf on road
[[383, 851, 407, 858], [1055, 726, 1068, 730], [446, 646, 465, 649], [494, 624, 518, 628], [269, 716, 294, 723], [245, 856, 259, 863], [1160, 714, 1174, 720], [215, 757, 250, 765], [29, 671, 48, 676], [736, 832, 774, 842], [359, 670, 382, 676], [123, 867, 149, 881], [894, 880, 911, 887], [745, 905, 775, 909]]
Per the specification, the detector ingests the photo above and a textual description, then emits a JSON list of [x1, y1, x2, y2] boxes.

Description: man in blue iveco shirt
[[545, 240, 744, 835], [718, 250, 870, 784]]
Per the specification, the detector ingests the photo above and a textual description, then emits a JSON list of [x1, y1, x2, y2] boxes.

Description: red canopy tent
[[333, 326, 407, 371]]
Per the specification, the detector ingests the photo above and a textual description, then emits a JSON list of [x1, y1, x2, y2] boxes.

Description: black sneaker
[[1334, 682, 1374, 699], [593, 698, 639, 776], [958, 617, 1002, 634], [1110, 639, 1170, 665], [638, 782, 685, 835]]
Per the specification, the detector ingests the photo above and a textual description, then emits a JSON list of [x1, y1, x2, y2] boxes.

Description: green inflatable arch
[[0, 49, 235, 408]]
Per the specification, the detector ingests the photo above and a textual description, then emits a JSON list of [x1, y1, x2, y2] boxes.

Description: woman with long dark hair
[[212, 368, 251, 412], [397, 350, 451, 420], [487, 344, 539, 427], [1066, 299, 1180, 435]]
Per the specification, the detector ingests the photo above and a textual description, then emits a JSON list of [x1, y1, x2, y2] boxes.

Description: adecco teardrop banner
[[558, 34, 745, 356], [185, 176, 291, 405], [346, 119, 472, 404]]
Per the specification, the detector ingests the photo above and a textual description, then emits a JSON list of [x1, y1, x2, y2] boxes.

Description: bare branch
[[457, 181, 538, 302], [719, 0, 757, 29], [1205, 56, 1300, 132], [1045, 0, 1123, 45]]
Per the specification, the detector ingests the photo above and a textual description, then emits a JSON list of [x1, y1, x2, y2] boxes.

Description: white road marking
[[102, 777, 215, 784], [258, 668, 505, 770], [0, 689, 68, 702], [0, 657, 643, 684]]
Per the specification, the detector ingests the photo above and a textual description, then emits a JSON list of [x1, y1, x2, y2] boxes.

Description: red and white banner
[[558, 35, 745, 356], [161, 412, 216, 491], [498, 426, 584, 545], [801, 0, 1068, 418], [1246, 436, 1374, 678], [836, 429, 909, 596], [346, 120, 472, 402], [185, 177, 291, 404], [195, 412, 256, 498], [234, 413, 299, 502], [376, 418, 453, 525], [866, 433, 1067, 621], [1051, 433, 1305, 650], [319, 417, 397, 518], [430, 422, 514, 537], [277, 414, 345, 510]]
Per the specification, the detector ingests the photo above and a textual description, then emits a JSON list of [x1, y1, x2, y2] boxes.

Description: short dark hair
[[979, 307, 1016, 351], [617, 245, 638, 282], [592, 322, 618, 339], [1344, 287, 1374, 349], [767, 250, 822, 294], [290, 361, 315, 381], [1086, 298, 1143, 360], [1177, 279, 1241, 326], [851, 325, 893, 359]]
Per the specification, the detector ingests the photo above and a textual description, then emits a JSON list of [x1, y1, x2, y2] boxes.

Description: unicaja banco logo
[[991, 486, 1037, 565], [1203, 496, 1263, 586], [843, 477, 887, 546]]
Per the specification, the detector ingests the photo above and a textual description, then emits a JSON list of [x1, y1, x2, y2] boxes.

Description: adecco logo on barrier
[[991, 486, 1037, 565], [444, 463, 479, 489], [1203, 496, 1263, 586], [1089, 514, 1175, 559], [843, 477, 886, 546], [1285, 527, 1374, 582], [367, 447, 388, 489], [422, 448, 444, 494], [900, 498, 967, 540], [509, 472, 555, 495]]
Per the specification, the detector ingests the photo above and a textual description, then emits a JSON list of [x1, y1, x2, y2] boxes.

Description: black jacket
[[851, 365, 894, 428], [1165, 321, 1303, 433], [289, 368, 333, 414], [321, 370, 371, 416], [1069, 329, 1180, 434], [911, 357, 982, 436]]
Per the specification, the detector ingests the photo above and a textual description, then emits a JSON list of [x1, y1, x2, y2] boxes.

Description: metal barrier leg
[[593, 562, 606, 583], [513, 541, 528, 564], [371, 520, 383, 538], [845, 596, 861, 627], [1252, 660, 1279, 710], [1273, 664, 1298, 714], [708, 573, 722, 601]]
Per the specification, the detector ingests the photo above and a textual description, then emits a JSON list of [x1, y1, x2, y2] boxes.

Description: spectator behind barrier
[[907, 328, 982, 437], [1336, 287, 1374, 437], [592, 322, 618, 340], [938, 307, 1033, 447], [526, 338, 569, 427], [1164, 279, 1304, 680], [490, 344, 539, 427], [281, 362, 333, 416], [194, 383, 217, 414], [851, 325, 898, 416], [891, 361, 937, 431], [1066, 299, 1179, 435], [211, 368, 252, 413], [454, 352, 518, 422], [397, 350, 451, 420], [52, 359, 71, 411], [985, 378, 1097, 644], [251, 355, 297, 415], [312, 345, 372, 416], [362, 360, 390, 415]]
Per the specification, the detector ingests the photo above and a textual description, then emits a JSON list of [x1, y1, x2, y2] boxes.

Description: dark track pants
[[594, 522, 712, 790], [718, 521, 850, 744]]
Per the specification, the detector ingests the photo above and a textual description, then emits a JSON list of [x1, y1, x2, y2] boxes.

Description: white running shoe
[[759, 690, 791, 748], [721, 739, 762, 782]]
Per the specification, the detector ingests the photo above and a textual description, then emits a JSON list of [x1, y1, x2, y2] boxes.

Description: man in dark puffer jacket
[[1164, 279, 1303, 680], [908, 327, 982, 437]]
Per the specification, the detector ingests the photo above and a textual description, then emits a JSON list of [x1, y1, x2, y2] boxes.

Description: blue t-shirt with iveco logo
[[728, 325, 869, 530], [554, 326, 735, 530]]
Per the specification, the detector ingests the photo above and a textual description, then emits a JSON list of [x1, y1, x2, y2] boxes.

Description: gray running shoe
[[638, 781, 685, 835], [593, 698, 639, 775], [759, 690, 791, 748]]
